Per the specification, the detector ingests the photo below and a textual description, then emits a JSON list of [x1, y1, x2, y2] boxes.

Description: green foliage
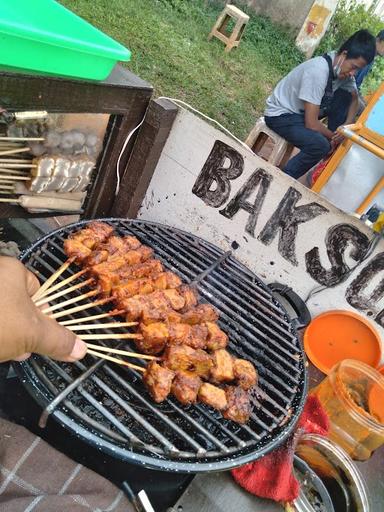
[[317, 0, 383, 94], [59, 0, 303, 139]]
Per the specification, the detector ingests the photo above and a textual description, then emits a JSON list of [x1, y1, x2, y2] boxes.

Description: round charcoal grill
[[15, 218, 307, 472]]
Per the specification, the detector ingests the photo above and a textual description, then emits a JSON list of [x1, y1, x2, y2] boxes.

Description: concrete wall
[[295, 0, 339, 57], [244, 0, 313, 31]]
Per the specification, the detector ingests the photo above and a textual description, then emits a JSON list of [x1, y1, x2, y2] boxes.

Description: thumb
[[31, 314, 87, 362]]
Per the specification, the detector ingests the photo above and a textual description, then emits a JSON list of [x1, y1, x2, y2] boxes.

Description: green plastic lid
[[0, 0, 130, 80]]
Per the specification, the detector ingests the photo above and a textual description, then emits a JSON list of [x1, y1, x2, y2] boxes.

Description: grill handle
[[268, 283, 311, 329]]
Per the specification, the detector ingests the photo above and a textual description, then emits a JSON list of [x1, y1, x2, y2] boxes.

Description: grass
[[60, 0, 303, 139]]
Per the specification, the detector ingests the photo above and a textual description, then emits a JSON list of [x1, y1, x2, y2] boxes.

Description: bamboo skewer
[[87, 348, 146, 372], [49, 297, 114, 320], [0, 175, 30, 180], [85, 343, 156, 360], [0, 168, 30, 175], [41, 290, 99, 314], [59, 310, 126, 326], [34, 278, 95, 306], [33, 268, 86, 301], [32, 259, 74, 301], [0, 147, 30, 156], [0, 164, 35, 168], [78, 333, 141, 341], [66, 321, 137, 331], [0, 159, 33, 163], [0, 137, 44, 141]]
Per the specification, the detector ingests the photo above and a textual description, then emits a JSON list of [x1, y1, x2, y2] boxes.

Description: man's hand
[[0, 256, 87, 362], [331, 131, 344, 147]]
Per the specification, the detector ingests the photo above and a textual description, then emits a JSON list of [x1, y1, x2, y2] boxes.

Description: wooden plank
[[0, 65, 152, 114], [111, 98, 178, 218], [83, 90, 153, 218]]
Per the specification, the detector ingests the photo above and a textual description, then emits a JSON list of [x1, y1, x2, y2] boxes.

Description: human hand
[[0, 256, 87, 362], [331, 131, 344, 146]]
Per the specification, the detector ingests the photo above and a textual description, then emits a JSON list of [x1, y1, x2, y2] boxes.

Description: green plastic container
[[0, 0, 131, 80]]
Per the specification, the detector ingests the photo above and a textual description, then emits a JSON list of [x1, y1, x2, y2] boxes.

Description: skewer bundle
[[0, 135, 95, 212], [33, 222, 258, 425]]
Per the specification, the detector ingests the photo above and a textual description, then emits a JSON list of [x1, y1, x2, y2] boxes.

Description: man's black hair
[[338, 29, 376, 63], [377, 29, 384, 41]]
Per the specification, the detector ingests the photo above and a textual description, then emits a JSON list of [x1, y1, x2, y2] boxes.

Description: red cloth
[[231, 395, 329, 503]]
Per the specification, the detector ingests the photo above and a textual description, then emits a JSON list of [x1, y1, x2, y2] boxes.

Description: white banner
[[138, 108, 384, 354]]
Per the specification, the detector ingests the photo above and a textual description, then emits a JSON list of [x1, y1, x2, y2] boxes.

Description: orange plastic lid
[[369, 383, 384, 424], [304, 310, 381, 374]]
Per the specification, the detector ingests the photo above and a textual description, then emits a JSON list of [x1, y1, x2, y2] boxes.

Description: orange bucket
[[304, 310, 381, 374]]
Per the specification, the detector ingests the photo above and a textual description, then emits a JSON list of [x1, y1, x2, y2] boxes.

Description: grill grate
[[15, 218, 307, 472]]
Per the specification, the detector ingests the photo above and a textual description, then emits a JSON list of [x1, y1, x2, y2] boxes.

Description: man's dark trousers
[[265, 113, 331, 179]]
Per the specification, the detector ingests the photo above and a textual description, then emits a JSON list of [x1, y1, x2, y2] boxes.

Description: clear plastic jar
[[311, 359, 384, 461]]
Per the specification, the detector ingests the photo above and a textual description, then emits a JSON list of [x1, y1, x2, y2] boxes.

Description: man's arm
[[304, 102, 334, 140], [345, 89, 359, 125]]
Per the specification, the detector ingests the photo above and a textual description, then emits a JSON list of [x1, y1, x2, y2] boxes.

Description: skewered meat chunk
[[95, 259, 164, 296], [90, 247, 154, 295], [210, 349, 234, 383], [136, 323, 169, 354], [171, 371, 201, 405], [112, 272, 182, 301], [205, 322, 228, 351], [233, 359, 258, 390], [179, 285, 198, 311], [117, 259, 163, 280], [143, 361, 175, 403], [64, 221, 113, 262], [85, 235, 141, 265], [198, 383, 228, 411], [140, 304, 219, 326], [139, 322, 208, 352], [122, 289, 186, 322], [223, 386, 251, 424], [181, 304, 219, 324], [163, 345, 213, 378], [168, 323, 208, 349]]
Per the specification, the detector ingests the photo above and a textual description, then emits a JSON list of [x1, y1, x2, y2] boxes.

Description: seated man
[[331, 29, 384, 126], [264, 29, 376, 180]]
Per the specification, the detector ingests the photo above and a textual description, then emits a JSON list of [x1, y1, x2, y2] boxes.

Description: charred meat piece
[[64, 222, 113, 262], [171, 371, 201, 405], [179, 285, 198, 311], [198, 383, 227, 411], [121, 289, 186, 322], [205, 322, 228, 351], [117, 259, 163, 280], [181, 304, 219, 325], [210, 349, 234, 383], [163, 288, 186, 310], [85, 235, 141, 265], [93, 259, 163, 296], [143, 361, 175, 403], [223, 386, 251, 424], [112, 270, 180, 301], [163, 344, 196, 372], [163, 345, 213, 378], [189, 324, 209, 349], [136, 322, 169, 354], [233, 359, 258, 390], [168, 323, 208, 349]]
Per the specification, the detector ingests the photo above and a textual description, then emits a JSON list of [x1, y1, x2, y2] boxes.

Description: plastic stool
[[245, 117, 294, 168], [208, 4, 249, 52]]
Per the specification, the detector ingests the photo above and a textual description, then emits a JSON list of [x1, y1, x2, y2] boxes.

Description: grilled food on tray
[[63, 221, 258, 424]]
